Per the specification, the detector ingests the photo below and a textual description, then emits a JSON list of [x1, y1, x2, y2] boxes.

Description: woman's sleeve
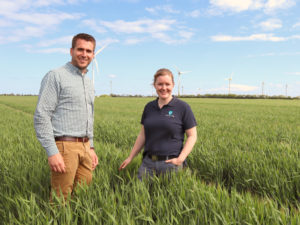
[[182, 103, 197, 130]]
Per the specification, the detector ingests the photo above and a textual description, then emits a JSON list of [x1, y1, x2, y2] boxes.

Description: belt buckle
[[151, 155, 158, 161]]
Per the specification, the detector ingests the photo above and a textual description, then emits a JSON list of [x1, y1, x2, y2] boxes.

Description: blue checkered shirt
[[34, 62, 95, 157]]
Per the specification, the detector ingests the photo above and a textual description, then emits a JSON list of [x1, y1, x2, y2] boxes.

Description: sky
[[0, 0, 300, 97]]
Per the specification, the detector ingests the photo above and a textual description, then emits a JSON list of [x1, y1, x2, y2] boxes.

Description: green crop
[[0, 96, 299, 224]]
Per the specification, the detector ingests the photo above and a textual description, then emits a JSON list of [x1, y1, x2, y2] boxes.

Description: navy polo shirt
[[141, 97, 197, 156]]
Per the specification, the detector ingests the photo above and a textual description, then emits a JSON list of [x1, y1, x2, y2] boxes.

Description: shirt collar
[[168, 96, 177, 106], [66, 62, 88, 76], [155, 96, 177, 108]]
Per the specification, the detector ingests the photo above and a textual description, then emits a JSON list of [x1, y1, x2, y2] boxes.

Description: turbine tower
[[110, 80, 112, 95], [108, 74, 116, 95], [150, 83, 154, 97], [226, 72, 233, 94], [261, 81, 264, 96], [174, 66, 191, 97]]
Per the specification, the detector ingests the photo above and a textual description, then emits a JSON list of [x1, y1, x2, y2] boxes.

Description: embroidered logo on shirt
[[165, 110, 175, 118]]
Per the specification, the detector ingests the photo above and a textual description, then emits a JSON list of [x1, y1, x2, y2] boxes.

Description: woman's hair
[[153, 68, 174, 84]]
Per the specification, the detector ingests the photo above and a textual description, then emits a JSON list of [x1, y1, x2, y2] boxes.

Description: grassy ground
[[0, 96, 299, 224]]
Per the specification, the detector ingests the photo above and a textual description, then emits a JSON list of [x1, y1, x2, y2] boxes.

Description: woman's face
[[154, 74, 174, 100]]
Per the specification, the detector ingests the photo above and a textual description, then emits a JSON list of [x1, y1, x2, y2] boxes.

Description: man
[[34, 33, 99, 200]]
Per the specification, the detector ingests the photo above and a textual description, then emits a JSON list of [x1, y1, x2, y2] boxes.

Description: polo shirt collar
[[155, 96, 177, 108], [66, 62, 88, 76], [168, 96, 177, 106]]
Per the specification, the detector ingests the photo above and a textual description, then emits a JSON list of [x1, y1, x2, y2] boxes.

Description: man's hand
[[90, 149, 98, 170], [48, 153, 66, 173]]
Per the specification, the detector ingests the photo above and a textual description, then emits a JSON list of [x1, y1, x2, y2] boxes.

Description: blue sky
[[0, 0, 299, 97]]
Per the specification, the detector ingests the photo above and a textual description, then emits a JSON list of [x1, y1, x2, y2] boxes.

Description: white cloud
[[179, 30, 194, 39], [37, 36, 73, 47], [97, 38, 120, 47], [292, 22, 300, 28], [36, 48, 69, 54], [258, 18, 282, 30], [231, 84, 258, 91], [82, 19, 107, 33], [206, 83, 258, 93], [186, 10, 201, 18], [23, 37, 118, 54], [211, 33, 298, 42], [247, 51, 300, 57], [0, 0, 84, 44], [10, 12, 82, 26], [0, 0, 30, 14], [125, 37, 145, 45], [99, 19, 175, 34], [209, 0, 295, 13], [145, 5, 180, 14], [209, 0, 263, 12], [0, 0, 76, 15], [35, 0, 64, 7], [14, 26, 46, 38], [264, 0, 295, 11], [22, 43, 69, 54], [0, 19, 13, 27], [286, 72, 300, 75], [84, 19, 193, 45], [109, 74, 116, 78]]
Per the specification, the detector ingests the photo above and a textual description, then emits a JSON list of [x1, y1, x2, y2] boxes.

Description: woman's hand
[[119, 157, 133, 171], [165, 157, 183, 166]]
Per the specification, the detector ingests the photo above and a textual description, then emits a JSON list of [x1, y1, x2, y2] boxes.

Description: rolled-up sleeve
[[34, 71, 60, 157]]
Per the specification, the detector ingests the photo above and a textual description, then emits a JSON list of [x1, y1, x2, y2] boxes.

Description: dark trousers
[[138, 155, 183, 180]]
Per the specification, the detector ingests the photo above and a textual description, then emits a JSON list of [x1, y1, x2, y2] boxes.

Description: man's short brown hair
[[72, 33, 96, 51]]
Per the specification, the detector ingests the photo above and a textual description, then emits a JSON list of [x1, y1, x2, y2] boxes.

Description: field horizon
[[0, 96, 299, 224]]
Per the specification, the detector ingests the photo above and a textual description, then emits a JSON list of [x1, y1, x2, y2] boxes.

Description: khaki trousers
[[51, 141, 93, 200]]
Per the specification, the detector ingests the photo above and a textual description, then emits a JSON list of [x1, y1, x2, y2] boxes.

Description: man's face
[[70, 39, 95, 73]]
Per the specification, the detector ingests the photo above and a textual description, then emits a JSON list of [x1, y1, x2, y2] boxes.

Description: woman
[[119, 68, 197, 179]]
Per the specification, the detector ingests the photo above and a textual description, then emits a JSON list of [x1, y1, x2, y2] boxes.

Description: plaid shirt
[[34, 62, 95, 157]]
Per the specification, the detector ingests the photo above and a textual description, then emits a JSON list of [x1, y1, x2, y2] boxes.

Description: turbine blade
[[95, 44, 108, 56], [174, 65, 180, 73], [180, 71, 191, 74]]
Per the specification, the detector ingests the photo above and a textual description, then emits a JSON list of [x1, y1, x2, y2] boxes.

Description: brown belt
[[147, 154, 177, 161], [55, 136, 89, 142]]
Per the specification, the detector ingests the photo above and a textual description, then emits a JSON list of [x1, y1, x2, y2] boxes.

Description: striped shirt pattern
[[34, 62, 95, 157]]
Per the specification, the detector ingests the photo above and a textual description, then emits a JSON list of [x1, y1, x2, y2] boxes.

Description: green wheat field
[[0, 96, 299, 225]]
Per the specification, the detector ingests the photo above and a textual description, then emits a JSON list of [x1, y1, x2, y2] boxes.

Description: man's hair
[[71, 33, 96, 50]]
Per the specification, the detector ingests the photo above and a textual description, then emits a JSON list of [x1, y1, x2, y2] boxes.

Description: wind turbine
[[174, 65, 191, 97], [150, 83, 154, 97], [109, 74, 116, 95], [261, 81, 264, 96], [225, 72, 233, 94], [92, 44, 108, 85]]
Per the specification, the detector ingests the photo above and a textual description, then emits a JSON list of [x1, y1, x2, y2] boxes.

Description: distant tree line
[[180, 94, 300, 100], [103, 93, 300, 100], [1, 93, 299, 99], [0, 94, 37, 96]]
